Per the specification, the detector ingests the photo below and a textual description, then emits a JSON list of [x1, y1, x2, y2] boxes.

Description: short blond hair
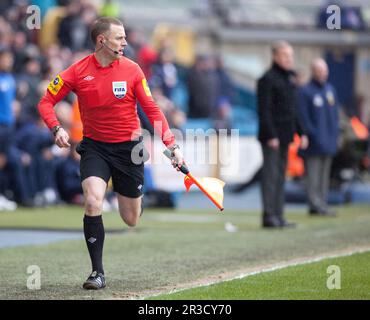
[[90, 17, 123, 44]]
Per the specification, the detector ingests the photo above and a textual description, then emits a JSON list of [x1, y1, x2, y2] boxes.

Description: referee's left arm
[[134, 67, 185, 169]]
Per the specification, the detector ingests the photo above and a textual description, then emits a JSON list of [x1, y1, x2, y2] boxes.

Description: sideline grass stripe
[[148, 249, 370, 300]]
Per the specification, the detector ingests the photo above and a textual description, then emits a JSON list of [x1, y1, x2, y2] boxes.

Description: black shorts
[[76, 136, 148, 198]]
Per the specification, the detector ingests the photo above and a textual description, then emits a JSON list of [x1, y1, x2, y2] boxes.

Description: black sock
[[83, 215, 105, 274]]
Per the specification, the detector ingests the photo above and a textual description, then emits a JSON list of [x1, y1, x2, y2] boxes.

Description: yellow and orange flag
[[184, 175, 225, 211], [164, 150, 225, 211]]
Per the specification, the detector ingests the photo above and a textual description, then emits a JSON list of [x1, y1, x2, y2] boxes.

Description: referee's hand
[[55, 128, 71, 148], [171, 148, 185, 172]]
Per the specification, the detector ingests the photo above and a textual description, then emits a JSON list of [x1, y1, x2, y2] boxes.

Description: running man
[[38, 17, 184, 290]]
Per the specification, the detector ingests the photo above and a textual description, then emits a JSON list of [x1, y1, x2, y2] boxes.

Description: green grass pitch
[[0, 205, 369, 299], [150, 251, 370, 300]]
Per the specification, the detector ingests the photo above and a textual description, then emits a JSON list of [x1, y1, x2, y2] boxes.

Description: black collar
[[272, 63, 291, 76]]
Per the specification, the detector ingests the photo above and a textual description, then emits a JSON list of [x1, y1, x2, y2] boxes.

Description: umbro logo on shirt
[[83, 75, 95, 81]]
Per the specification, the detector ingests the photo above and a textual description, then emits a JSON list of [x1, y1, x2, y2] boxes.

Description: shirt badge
[[326, 91, 335, 106], [112, 81, 127, 99], [47, 75, 64, 95], [142, 78, 152, 96], [313, 94, 324, 107]]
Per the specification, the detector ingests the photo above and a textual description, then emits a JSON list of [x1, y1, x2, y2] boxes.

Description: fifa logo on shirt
[[112, 81, 127, 99]]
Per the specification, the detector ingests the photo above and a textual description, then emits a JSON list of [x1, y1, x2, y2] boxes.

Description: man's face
[[273, 45, 294, 71], [0, 52, 14, 72], [312, 60, 329, 84], [103, 24, 127, 58]]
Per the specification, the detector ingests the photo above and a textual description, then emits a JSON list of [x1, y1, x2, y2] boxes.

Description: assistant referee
[[38, 17, 184, 290]]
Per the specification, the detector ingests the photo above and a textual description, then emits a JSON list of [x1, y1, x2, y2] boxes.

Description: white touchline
[[140, 246, 370, 300]]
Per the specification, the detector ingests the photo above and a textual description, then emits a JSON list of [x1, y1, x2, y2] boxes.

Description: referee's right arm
[[38, 66, 76, 147]]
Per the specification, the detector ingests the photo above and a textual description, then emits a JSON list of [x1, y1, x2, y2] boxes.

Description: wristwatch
[[52, 125, 62, 137], [169, 144, 180, 157]]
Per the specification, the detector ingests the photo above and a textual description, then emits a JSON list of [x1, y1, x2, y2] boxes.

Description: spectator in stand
[[187, 54, 219, 119], [125, 27, 157, 78], [151, 47, 179, 99], [0, 16, 13, 49], [0, 0, 12, 13], [15, 56, 43, 121], [0, 49, 35, 206], [14, 112, 58, 206], [213, 55, 235, 131], [11, 31, 28, 74], [3, 1, 30, 34], [57, 1, 97, 52]]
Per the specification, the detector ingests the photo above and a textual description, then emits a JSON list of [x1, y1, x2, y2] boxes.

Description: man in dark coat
[[298, 58, 339, 217], [257, 41, 308, 228]]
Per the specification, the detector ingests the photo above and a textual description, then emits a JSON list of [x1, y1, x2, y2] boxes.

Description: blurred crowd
[[0, 0, 236, 210]]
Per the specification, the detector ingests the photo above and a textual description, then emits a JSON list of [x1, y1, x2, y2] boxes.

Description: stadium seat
[[231, 106, 259, 136]]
